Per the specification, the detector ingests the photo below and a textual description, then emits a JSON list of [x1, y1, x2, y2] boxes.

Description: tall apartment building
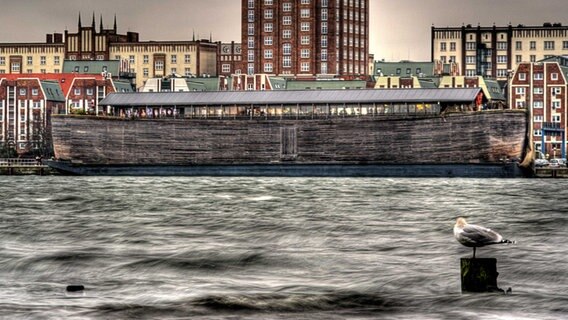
[[432, 23, 568, 80], [241, 0, 369, 79]]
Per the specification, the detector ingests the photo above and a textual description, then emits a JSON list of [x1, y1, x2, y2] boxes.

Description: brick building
[[0, 73, 132, 154], [241, 0, 369, 79], [432, 23, 568, 80], [509, 57, 567, 159]]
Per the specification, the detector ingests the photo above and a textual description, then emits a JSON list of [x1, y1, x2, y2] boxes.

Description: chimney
[[46, 34, 53, 44]]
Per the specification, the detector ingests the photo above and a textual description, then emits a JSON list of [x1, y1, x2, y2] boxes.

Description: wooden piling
[[460, 258, 503, 293]]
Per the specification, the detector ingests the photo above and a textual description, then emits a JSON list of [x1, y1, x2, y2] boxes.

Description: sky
[[0, 0, 566, 61]]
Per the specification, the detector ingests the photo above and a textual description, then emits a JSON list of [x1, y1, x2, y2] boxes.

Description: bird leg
[[473, 247, 476, 259]]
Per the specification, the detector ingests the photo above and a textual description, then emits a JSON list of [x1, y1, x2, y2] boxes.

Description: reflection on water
[[0, 176, 566, 319]]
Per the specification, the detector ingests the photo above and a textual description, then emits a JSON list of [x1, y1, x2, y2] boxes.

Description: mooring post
[[460, 258, 503, 293]]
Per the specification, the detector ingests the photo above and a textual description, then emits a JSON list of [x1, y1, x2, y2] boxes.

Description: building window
[[0, 57, 5, 65], [264, 36, 273, 45], [248, 51, 254, 61], [301, 62, 310, 72], [552, 115, 561, 123], [301, 0, 310, 4], [283, 16, 292, 25], [283, 56, 291, 67], [143, 68, 149, 76], [300, 9, 310, 18], [534, 87, 543, 94], [518, 73, 526, 81], [264, 23, 273, 32], [248, 0, 254, 8], [301, 36, 310, 45], [530, 55, 536, 62], [466, 42, 476, 51], [248, 23, 254, 35], [301, 49, 310, 58], [283, 30, 291, 39], [40, 56, 46, 65], [184, 55, 191, 64], [143, 55, 149, 64], [544, 41, 555, 50], [497, 69, 508, 77], [516, 55, 522, 63], [530, 41, 536, 50], [440, 42, 447, 52], [74, 88, 81, 95], [54, 56, 60, 65], [19, 88, 26, 96], [222, 64, 230, 73], [264, 0, 273, 4], [283, 43, 292, 55], [27, 56, 33, 65], [264, 63, 273, 73], [552, 100, 561, 109], [86, 88, 94, 96], [552, 87, 562, 95], [11, 62, 20, 73], [497, 42, 507, 50], [301, 22, 310, 31], [248, 10, 254, 22], [185, 68, 191, 76], [32, 88, 39, 96], [515, 41, 522, 50], [533, 101, 543, 108], [497, 55, 507, 64], [264, 9, 273, 19], [283, 2, 292, 11], [516, 101, 526, 108], [466, 56, 475, 64], [321, 49, 328, 61], [450, 42, 456, 51], [515, 87, 525, 95], [534, 73, 543, 80], [155, 60, 164, 71], [247, 63, 254, 75], [264, 49, 273, 59], [551, 73, 559, 81], [321, 36, 328, 47], [321, 22, 329, 34], [169, 55, 176, 64]]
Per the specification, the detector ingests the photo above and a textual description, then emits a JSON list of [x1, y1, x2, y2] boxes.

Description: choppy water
[[0, 176, 566, 319]]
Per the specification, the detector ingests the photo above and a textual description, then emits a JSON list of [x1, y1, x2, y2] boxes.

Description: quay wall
[[51, 111, 528, 166]]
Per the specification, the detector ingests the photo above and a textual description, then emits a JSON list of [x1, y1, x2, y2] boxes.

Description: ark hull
[[46, 161, 524, 178], [48, 111, 530, 177]]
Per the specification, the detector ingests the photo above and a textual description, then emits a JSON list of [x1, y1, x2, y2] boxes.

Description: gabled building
[[0, 73, 132, 154], [509, 57, 567, 158]]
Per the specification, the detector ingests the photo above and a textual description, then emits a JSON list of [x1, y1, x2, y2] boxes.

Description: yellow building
[[0, 14, 219, 90]]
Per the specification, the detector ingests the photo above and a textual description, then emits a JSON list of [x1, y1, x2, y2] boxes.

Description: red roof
[[0, 73, 104, 96]]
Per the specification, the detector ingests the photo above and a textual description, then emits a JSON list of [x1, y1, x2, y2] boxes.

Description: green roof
[[62, 60, 121, 75], [187, 77, 220, 91], [375, 61, 435, 77], [113, 80, 134, 93], [40, 81, 65, 101]]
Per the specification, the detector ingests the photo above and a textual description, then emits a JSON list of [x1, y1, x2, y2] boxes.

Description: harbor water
[[0, 176, 566, 319]]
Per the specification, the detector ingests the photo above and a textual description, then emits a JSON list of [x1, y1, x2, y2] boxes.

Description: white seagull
[[454, 217, 514, 258]]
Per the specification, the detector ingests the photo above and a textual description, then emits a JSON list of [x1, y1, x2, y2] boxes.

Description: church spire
[[78, 12, 82, 28], [100, 14, 104, 32], [113, 14, 117, 32], [91, 11, 96, 28]]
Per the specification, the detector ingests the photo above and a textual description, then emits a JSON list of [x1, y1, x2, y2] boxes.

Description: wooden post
[[460, 258, 503, 293]]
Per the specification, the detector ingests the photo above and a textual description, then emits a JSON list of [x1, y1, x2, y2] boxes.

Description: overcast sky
[[0, 0, 566, 61]]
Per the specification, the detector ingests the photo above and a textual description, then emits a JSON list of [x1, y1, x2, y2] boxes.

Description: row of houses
[[0, 73, 132, 155]]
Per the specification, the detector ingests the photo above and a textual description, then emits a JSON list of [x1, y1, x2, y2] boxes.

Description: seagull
[[454, 217, 514, 258]]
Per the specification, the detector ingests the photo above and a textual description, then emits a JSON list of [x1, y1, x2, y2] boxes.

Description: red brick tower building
[[241, 0, 369, 79]]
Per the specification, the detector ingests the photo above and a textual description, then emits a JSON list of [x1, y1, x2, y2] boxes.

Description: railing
[[0, 158, 44, 167]]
